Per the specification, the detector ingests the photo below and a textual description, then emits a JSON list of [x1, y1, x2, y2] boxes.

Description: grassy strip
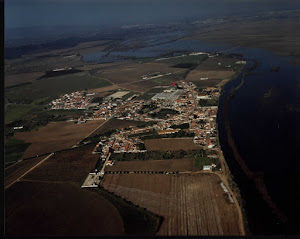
[[111, 149, 206, 162], [88, 186, 163, 235]]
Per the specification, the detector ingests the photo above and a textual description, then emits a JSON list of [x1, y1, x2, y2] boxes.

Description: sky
[[5, 0, 300, 29]]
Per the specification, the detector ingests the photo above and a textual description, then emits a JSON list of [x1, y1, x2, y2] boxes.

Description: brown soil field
[[105, 158, 194, 172], [23, 144, 98, 183], [185, 69, 235, 82], [91, 118, 142, 136], [88, 85, 120, 93], [5, 72, 45, 87], [144, 138, 201, 151], [101, 173, 242, 236], [5, 181, 124, 236], [5, 156, 46, 188], [96, 62, 181, 85], [121, 80, 159, 93], [14, 120, 104, 158]]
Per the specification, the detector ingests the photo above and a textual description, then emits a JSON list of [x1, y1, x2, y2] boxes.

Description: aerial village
[[50, 80, 221, 187]]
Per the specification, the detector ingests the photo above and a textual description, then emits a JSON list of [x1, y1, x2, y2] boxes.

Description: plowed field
[[101, 173, 242, 236], [14, 120, 104, 158], [5, 181, 124, 236], [23, 144, 98, 183]]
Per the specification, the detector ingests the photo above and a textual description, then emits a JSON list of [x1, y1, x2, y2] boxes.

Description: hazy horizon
[[5, 0, 300, 30]]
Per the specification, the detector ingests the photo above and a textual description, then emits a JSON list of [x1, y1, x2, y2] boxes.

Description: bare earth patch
[[23, 144, 98, 183], [14, 120, 104, 158], [5, 181, 124, 236]]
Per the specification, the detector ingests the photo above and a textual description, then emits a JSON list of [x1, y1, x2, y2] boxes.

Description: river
[[83, 39, 300, 235]]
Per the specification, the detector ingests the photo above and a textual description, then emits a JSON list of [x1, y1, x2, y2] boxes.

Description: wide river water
[[83, 39, 300, 235]]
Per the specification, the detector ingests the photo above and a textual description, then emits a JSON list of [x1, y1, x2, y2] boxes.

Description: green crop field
[[5, 72, 112, 104], [5, 104, 43, 123], [5, 138, 31, 165], [194, 157, 218, 169]]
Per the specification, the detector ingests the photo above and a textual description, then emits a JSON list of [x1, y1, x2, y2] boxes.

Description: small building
[[13, 126, 23, 130], [203, 165, 213, 171]]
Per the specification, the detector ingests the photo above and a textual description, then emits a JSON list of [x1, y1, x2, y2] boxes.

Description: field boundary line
[[213, 172, 245, 235], [19, 179, 79, 184], [72, 119, 109, 147], [5, 153, 54, 191]]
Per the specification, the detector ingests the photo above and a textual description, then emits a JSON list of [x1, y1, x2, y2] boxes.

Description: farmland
[[101, 173, 242, 236], [23, 144, 98, 183], [5, 104, 42, 123], [144, 138, 201, 151], [5, 72, 111, 103], [95, 62, 183, 85], [90, 118, 142, 136], [5, 72, 45, 87], [13, 120, 104, 158], [5, 181, 124, 236], [105, 158, 194, 172], [4, 138, 31, 165], [5, 155, 47, 188]]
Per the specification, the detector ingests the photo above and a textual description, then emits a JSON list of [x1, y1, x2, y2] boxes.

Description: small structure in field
[[203, 165, 213, 171]]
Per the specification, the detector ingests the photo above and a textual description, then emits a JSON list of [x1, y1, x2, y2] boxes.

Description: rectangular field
[[23, 144, 98, 183], [14, 120, 104, 158], [105, 158, 194, 172], [101, 173, 242, 236], [5, 181, 124, 236], [144, 138, 201, 151]]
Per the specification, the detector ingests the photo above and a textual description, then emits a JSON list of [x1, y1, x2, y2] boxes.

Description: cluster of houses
[[91, 81, 221, 166], [49, 91, 94, 110]]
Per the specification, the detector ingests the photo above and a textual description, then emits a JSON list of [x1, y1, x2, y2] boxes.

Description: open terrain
[[5, 156, 46, 188], [95, 62, 183, 84], [187, 15, 300, 59], [144, 138, 201, 151], [5, 181, 124, 236], [105, 158, 194, 172], [5, 72, 111, 103], [90, 118, 142, 136], [14, 120, 104, 158], [23, 144, 98, 183], [5, 72, 45, 87], [101, 173, 242, 236]]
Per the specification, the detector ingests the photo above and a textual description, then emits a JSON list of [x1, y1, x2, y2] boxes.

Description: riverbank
[[216, 63, 249, 235]]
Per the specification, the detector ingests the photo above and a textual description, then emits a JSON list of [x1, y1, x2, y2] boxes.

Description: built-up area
[[49, 81, 221, 185], [91, 81, 220, 164]]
